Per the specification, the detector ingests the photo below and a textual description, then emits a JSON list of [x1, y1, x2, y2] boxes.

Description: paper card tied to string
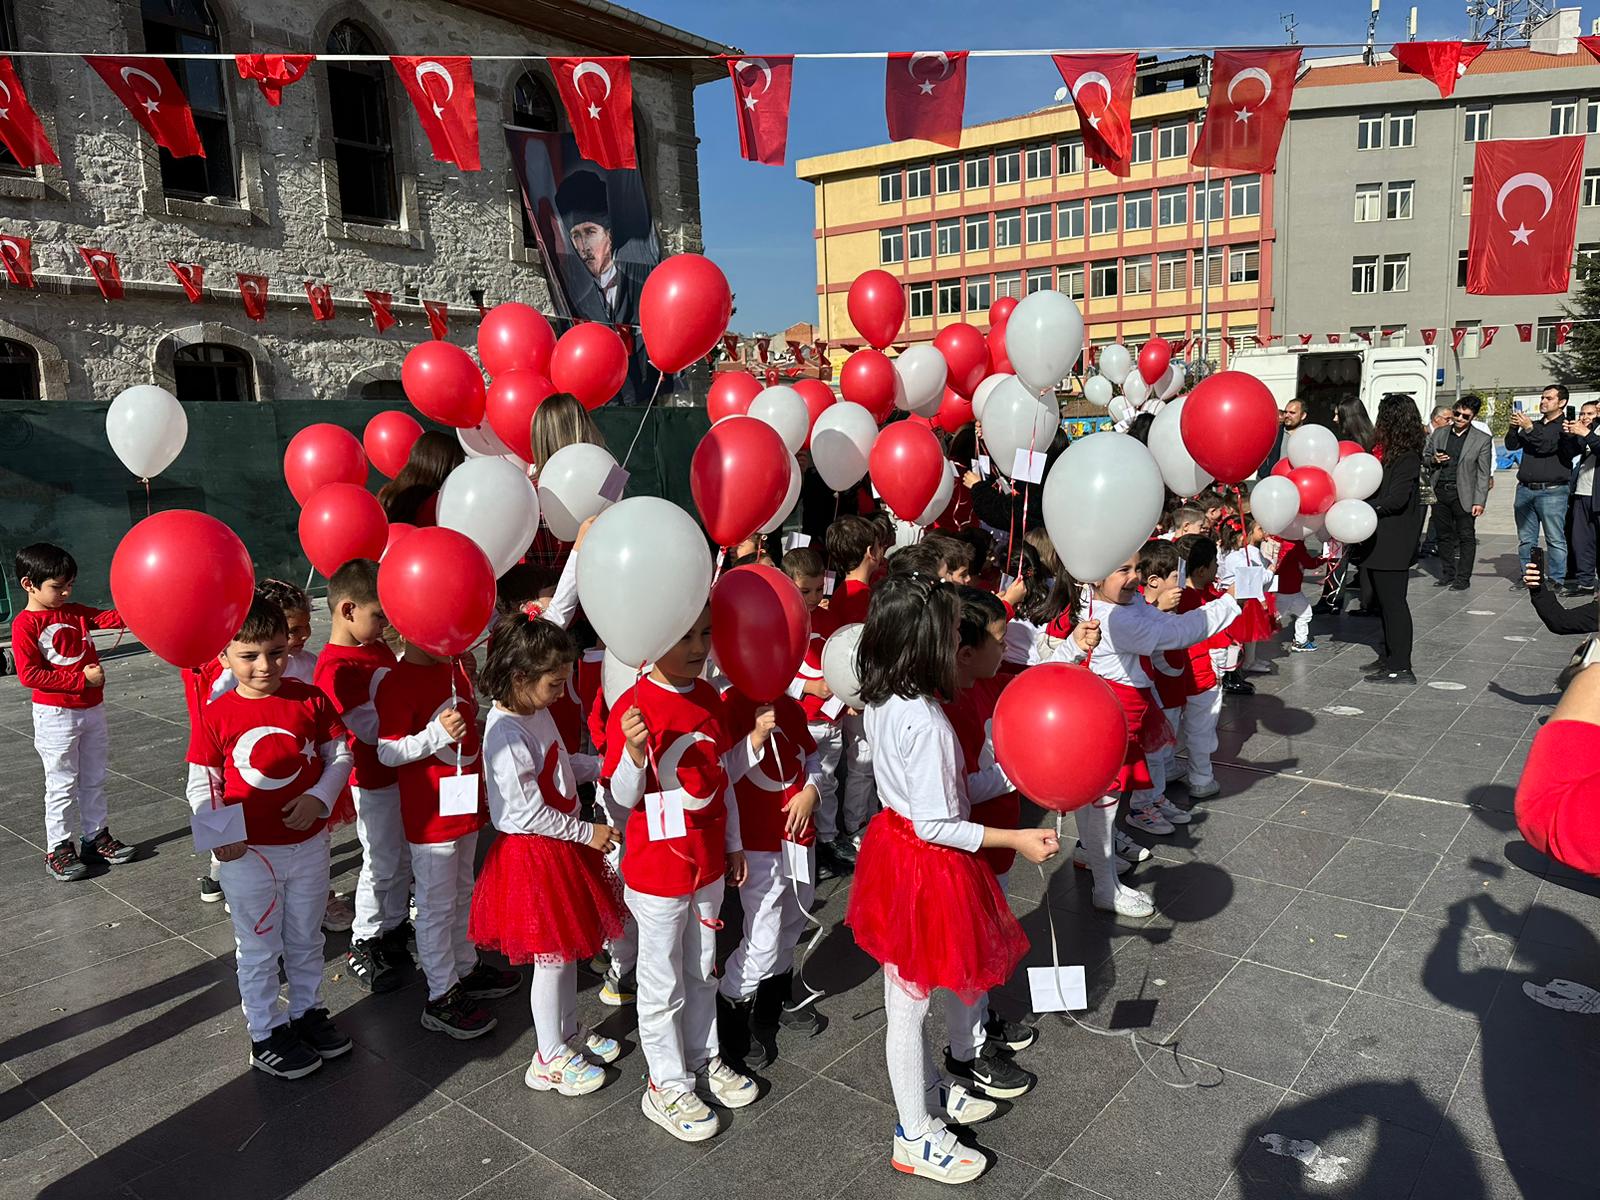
[[439, 773, 480, 817], [645, 790, 687, 841], [1234, 565, 1267, 602], [1177, 559, 1188, 590], [821, 694, 845, 719], [824, 570, 837, 596], [781, 839, 813, 885], [598, 464, 630, 503], [974, 454, 991, 479], [999, 573, 1016, 594], [191, 804, 246, 854], [1028, 964, 1088, 1013], [782, 532, 812, 552], [1011, 449, 1047, 484]]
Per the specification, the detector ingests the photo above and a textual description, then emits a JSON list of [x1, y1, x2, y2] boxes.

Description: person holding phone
[[1424, 395, 1493, 591], [1506, 384, 1584, 592], [1562, 401, 1600, 597]]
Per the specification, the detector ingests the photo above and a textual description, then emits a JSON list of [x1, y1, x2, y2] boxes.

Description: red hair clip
[[521, 600, 543, 619]]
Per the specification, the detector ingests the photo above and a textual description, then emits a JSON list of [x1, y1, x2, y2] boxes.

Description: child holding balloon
[[781, 547, 851, 881]]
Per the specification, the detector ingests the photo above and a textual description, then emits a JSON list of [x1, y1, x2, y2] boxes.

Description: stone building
[[0, 0, 729, 402]]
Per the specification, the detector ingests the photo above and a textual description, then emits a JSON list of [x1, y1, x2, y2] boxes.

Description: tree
[[1544, 250, 1600, 385]]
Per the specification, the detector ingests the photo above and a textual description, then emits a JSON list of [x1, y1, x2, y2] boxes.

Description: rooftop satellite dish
[[1053, 85, 1070, 103]]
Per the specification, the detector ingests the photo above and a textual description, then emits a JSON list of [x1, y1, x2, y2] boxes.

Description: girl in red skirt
[[846, 573, 1061, 1186], [1217, 515, 1277, 688], [471, 615, 626, 1097]]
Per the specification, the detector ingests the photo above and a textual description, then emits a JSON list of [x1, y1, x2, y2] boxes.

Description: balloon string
[[450, 656, 462, 777], [305, 565, 315, 590], [141, 477, 151, 519], [621, 371, 667, 471], [770, 721, 824, 1011]]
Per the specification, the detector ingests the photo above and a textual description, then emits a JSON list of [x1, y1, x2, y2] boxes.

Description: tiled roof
[[1300, 46, 1596, 87]]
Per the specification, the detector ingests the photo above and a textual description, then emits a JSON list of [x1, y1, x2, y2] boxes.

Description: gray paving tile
[[0, 1130, 133, 1200], [288, 1103, 531, 1200], [1358, 915, 1514, 1018], [1172, 767, 1310, 820], [1269, 783, 1385, 834], [1307, 839, 1440, 910], [1411, 1143, 1600, 1200], [1082, 938, 1237, 1039], [1407, 854, 1541, 935], [1138, 809, 1263, 868], [1148, 866, 1298, 958], [1174, 961, 1351, 1087], [832, 1148, 1050, 1199], [1348, 722, 1443, 760], [1221, 822, 1348, 889], [1352, 796, 1470, 853], [1248, 894, 1403, 988], [459, 1154, 613, 1200], [1521, 875, 1600, 950]]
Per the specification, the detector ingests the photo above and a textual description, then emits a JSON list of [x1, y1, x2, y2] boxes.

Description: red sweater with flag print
[[723, 688, 817, 852], [794, 603, 841, 724], [314, 641, 399, 791], [11, 605, 122, 708]]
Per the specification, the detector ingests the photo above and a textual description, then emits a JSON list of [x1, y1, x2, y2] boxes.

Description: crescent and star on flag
[[572, 60, 613, 119], [1498, 172, 1553, 246]]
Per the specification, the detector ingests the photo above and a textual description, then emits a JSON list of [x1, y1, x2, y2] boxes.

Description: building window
[[1357, 113, 1384, 150], [1353, 183, 1382, 222], [1589, 101, 1600, 135], [1158, 185, 1187, 227], [964, 156, 989, 190], [512, 72, 561, 246], [1552, 99, 1579, 136], [1158, 251, 1187, 291], [964, 213, 989, 252], [1464, 106, 1491, 142], [966, 275, 992, 312], [994, 149, 1020, 185], [1200, 179, 1225, 221], [1058, 200, 1084, 239], [880, 227, 904, 264], [1458, 320, 1482, 359], [1123, 259, 1152, 295], [1382, 253, 1409, 293], [143, 0, 236, 201], [994, 209, 1022, 248], [1090, 194, 1118, 235], [174, 342, 253, 403], [1352, 255, 1378, 294], [995, 270, 1023, 300], [1583, 169, 1600, 207], [1124, 192, 1153, 231], [936, 159, 960, 194], [935, 218, 960, 256], [1384, 326, 1406, 346], [1059, 263, 1085, 300], [1026, 267, 1053, 294], [1058, 139, 1083, 175], [327, 22, 398, 225], [908, 282, 934, 319], [1025, 144, 1052, 180], [359, 378, 406, 403], [1158, 122, 1188, 159], [908, 222, 932, 259], [1461, 176, 1473, 216], [1026, 205, 1052, 244], [1228, 245, 1260, 284], [0, 8, 18, 174], [1580, 242, 1600, 280], [1231, 175, 1261, 218], [906, 164, 931, 199], [878, 169, 902, 204], [1129, 128, 1153, 165], [1201, 249, 1223, 287], [1536, 317, 1562, 353], [1388, 112, 1415, 147], [937, 278, 962, 315], [1456, 249, 1469, 287], [1386, 180, 1414, 220], [0, 337, 40, 400], [1090, 260, 1118, 298]]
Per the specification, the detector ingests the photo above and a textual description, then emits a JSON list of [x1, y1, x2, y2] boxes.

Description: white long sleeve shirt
[[185, 740, 352, 818], [540, 550, 581, 630], [1052, 589, 1240, 689], [863, 692, 1008, 854], [481, 706, 599, 843]]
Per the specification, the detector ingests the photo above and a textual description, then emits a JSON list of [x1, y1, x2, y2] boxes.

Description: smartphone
[[1531, 546, 1546, 589], [1514, 399, 1526, 415], [1568, 405, 1578, 422]]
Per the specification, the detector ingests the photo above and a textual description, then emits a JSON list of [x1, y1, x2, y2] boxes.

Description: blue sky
[[638, 0, 1474, 331]]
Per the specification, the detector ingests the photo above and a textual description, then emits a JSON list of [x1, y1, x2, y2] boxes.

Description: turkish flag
[[0, 58, 58, 167], [1391, 41, 1487, 99], [1222, 336, 1237, 352], [1193, 49, 1300, 174], [1, 234, 33, 288], [551, 57, 635, 169], [1253, 334, 1280, 347], [78, 247, 123, 299], [1451, 327, 1468, 351], [365, 290, 396, 334], [1381, 326, 1402, 338], [85, 56, 205, 158], [167, 261, 204, 303], [237, 273, 267, 321], [885, 51, 968, 148], [235, 54, 314, 106], [1558, 321, 1574, 348], [1422, 328, 1438, 345], [1517, 322, 1533, 343], [1327, 333, 1342, 344], [423, 300, 449, 340], [720, 333, 739, 359], [1467, 136, 1584, 295], [1481, 325, 1499, 348], [392, 57, 480, 171], [725, 55, 793, 166], [1298, 333, 1314, 346], [756, 338, 770, 363], [1355, 330, 1372, 343], [1582, 35, 1600, 64], [305, 280, 335, 322], [1052, 54, 1136, 174]]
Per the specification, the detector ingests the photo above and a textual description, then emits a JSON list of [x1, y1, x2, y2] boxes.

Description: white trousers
[[599, 785, 637, 974], [1075, 796, 1122, 899], [217, 833, 331, 1041], [806, 721, 845, 842], [719, 848, 815, 1001], [1277, 593, 1313, 643], [884, 966, 986, 1140], [531, 959, 579, 1060], [33, 703, 109, 848], [352, 784, 410, 942], [1136, 706, 1183, 810], [409, 831, 478, 1001], [627, 879, 725, 1092], [1177, 687, 1223, 789], [839, 711, 877, 837], [1209, 644, 1240, 677]]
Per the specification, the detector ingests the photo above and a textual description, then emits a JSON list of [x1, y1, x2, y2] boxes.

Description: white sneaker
[[892, 1124, 986, 1184], [1072, 843, 1132, 875], [321, 893, 355, 933], [1186, 778, 1221, 800], [1113, 829, 1153, 863], [1154, 798, 1192, 825], [525, 1045, 605, 1096], [928, 1078, 999, 1126], [1126, 806, 1175, 835], [695, 1056, 758, 1109], [1092, 883, 1156, 919], [642, 1082, 720, 1141], [572, 1026, 620, 1064]]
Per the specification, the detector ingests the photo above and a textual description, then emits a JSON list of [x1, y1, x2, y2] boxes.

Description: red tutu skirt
[[846, 809, 1028, 1003], [1108, 682, 1176, 793], [469, 832, 625, 966], [1227, 597, 1276, 645]]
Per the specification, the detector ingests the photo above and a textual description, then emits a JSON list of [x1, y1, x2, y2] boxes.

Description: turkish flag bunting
[[78, 247, 123, 299], [1481, 325, 1499, 348], [551, 57, 635, 169], [720, 334, 739, 359], [1422, 328, 1438, 345], [85, 56, 206, 157], [365, 290, 396, 334], [725, 55, 793, 166], [392, 57, 480, 171], [1327, 333, 1341, 344], [765, 367, 780, 387], [1390, 41, 1487, 99], [1222, 336, 1237, 351], [815, 340, 831, 377], [1517, 322, 1533, 343], [305, 280, 335, 322], [1558, 321, 1574, 348], [1192, 48, 1301, 173], [1355, 330, 1373, 343], [1581, 35, 1600, 64], [423, 300, 450, 340], [166, 260, 204, 303], [0, 59, 59, 167], [237, 273, 267, 321], [1381, 326, 1402, 338], [235, 54, 314, 106], [1467, 136, 1584, 295], [1253, 334, 1280, 347], [885, 51, 969, 148], [756, 338, 770, 363], [0, 234, 33, 288], [1451, 327, 1468, 351], [785, 339, 802, 359], [1052, 53, 1136, 174], [1298, 333, 1314, 345]]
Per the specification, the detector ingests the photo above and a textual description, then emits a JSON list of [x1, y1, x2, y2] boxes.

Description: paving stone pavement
[[2, 504, 1599, 1200]]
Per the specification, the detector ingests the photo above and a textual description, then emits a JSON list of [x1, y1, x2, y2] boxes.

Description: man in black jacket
[[1506, 384, 1584, 591]]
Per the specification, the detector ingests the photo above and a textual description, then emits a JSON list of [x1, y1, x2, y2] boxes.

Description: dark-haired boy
[[12, 542, 132, 880]]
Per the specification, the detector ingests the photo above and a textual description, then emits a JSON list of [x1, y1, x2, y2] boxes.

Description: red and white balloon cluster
[[1082, 337, 1188, 426], [1254, 431, 1381, 545]]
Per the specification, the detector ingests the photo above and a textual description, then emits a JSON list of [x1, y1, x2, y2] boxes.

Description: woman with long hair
[[1333, 396, 1378, 452], [529, 393, 607, 475], [1359, 393, 1426, 684], [378, 430, 464, 524]]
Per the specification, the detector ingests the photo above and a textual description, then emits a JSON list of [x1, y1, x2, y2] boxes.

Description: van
[[1227, 343, 1438, 427]]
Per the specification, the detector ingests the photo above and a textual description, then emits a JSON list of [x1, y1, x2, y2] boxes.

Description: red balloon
[[791, 378, 837, 448], [485, 369, 555, 463], [1138, 337, 1172, 386], [1179, 371, 1280, 484], [710, 565, 810, 702], [934, 323, 989, 399], [840, 349, 897, 423], [363, 411, 422, 480], [988, 296, 1018, 328], [478, 302, 556, 379], [869, 420, 945, 521], [1337, 439, 1367, 459], [708, 371, 763, 423], [298, 483, 388, 577], [690, 416, 792, 547], [284, 423, 366, 505], [378, 526, 497, 658], [1286, 466, 1338, 517], [110, 510, 254, 668], [992, 664, 1127, 812], [1271, 457, 1293, 478], [639, 254, 733, 372], [935, 386, 975, 434], [382, 521, 416, 560], [402, 341, 486, 429], [987, 325, 1012, 376], [550, 323, 629, 410], [847, 270, 905, 350]]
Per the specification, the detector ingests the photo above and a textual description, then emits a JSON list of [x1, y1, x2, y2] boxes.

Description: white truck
[[1226, 343, 1439, 425]]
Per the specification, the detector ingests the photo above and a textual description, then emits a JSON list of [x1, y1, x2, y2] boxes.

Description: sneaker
[[574, 1026, 620, 1064], [379, 921, 416, 969], [346, 938, 404, 994], [1072, 843, 1132, 875], [1289, 640, 1320, 653], [943, 1043, 1035, 1100], [929, 1078, 999, 1125], [1126, 806, 1174, 835], [830, 834, 859, 865], [599, 966, 636, 1006], [1154, 797, 1192, 826], [1449, 580, 1471, 592], [198, 875, 224, 904], [44, 840, 88, 882], [460, 959, 521, 1000], [641, 1082, 720, 1142], [983, 1014, 1037, 1052], [288, 1007, 352, 1059], [249, 1025, 322, 1079], [1185, 778, 1221, 801], [891, 1124, 986, 1184], [1091, 883, 1156, 919], [779, 1000, 823, 1034], [420, 983, 497, 1040], [1221, 673, 1256, 696], [695, 1055, 758, 1109], [1114, 829, 1153, 863], [815, 838, 853, 881], [526, 1044, 605, 1096], [81, 828, 136, 865], [320, 893, 354, 933], [1369, 669, 1418, 686]]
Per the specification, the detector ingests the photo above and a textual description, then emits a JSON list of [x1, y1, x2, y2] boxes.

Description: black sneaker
[[829, 834, 859, 865], [198, 876, 224, 904], [983, 1014, 1037, 1053], [420, 983, 497, 1040], [379, 921, 416, 969], [346, 938, 404, 993], [815, 839, 849, 881], [250, 1025, 323, 1079], [288, 1007, 352, 1059], [80, 828, 136, 865], [45, 840, 88, 882], [460, 959, 520, 1000], [944, 1043, 1036, 1099], [779, 1001, 823, 1034], [716, 992, 754, 1065], [1220, 672, 1255, 696]]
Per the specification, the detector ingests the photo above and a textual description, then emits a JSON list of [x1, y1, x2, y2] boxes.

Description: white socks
[[531, 960, 577, 1060], [884, 968, 940, 1140]]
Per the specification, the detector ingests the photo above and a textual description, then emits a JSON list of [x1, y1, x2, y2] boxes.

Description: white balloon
[[577, 497, 713, 668], [1284, 512, 1326, 541], [1148, 397, 1214, 497], [982, 377, 1059, 478], [438, 457, 540, 578], [458, 419, 526, 467], [972, 373, 1012, 422], [820, 622, 865, 709], [1158, 360, 1187, 401], [748, 385, 810, 455], [106, 385, 187, 478], [1324, 498, 1377, 544], [1098, 342, 1133, 387], [1083, 375, 1114, 408], [893, 345, 947, 416], [1332, 451, 1383, 501], [1042, 432, 1165, 581], [1108, 396, 1135, 425], [810, 401, 878, 491], [537, 442, 620, 542], [915, 460, 955, 527], [1007, 291, 1085, 395], [1249, 475, 1302, 536], [1122, 371, 1150, 407], [1286, 424, 1340, 472], [761, 455, 803, 534]]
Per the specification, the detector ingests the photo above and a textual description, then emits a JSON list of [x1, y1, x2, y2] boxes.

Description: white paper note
[[1235, 565, 1266, 601], [821, 695, 845, 719], [191, 804, 246, 853], [1011, 449, 1046, 484], [824, 571, 837, 596], [645, 790, 687, 841], [1028, 965, 1088, 1013], [783, 532, 812, 552], [782, 839, 813, 885], [439, 773, 480, 816]]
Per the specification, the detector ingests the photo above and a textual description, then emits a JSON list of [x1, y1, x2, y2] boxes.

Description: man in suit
[[1562, 400, 1600, 597], [1424, 394, 1493, 591]]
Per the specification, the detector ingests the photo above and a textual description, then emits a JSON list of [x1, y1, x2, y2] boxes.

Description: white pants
[[1277, 593, 1313, 643], [628, 879, 725, 1092], [806, 721, 845, 842], [33, 703, 109, 848], [531, 959, 579, 1060], [1209, 644, 1240, 677], [884, 966, 986, 1140], [352, 784, 410, 942], [1178, 687, 1223, 789], [1136, 706, 1183, 810], [839, 712, 877, 837], [599, 785, 637, 974], [218, 833, 331, 1041], [719, 848, 815, 1002], [409, 831, 478, 1001], [1075, 795, 1122, 898]]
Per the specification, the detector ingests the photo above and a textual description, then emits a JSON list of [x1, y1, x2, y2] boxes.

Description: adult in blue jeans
[[1505, 383, 1583, 591]]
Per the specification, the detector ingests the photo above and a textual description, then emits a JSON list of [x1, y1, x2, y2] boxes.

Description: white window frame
[[1583, 169, 1600, 208], [964, 213, 990, 252], [936, 278, 962, 315], [1352, 255, 1378, 294], [1381, 253, 1409, 293], [1123, 258, 1152, 295], [935, 218, 960, 256], [879, 227, 904, 264], [1058, 139, 1083, 175], [878, 169, 902, 204], [966, 275, 992, 312], [994, 270, 1023, 300], [1230, 175, 1261, 218], [1026, 204, 1052, 244], [908, 282, 933, 319], [1090, 260, 1118, 298], [994, 149, 1021, 186], [1129, 127, 1153, 164], [1464, 106, 1491, 142], [1228, 245, 1260, 285], [1124, 192, 1153, 231], [907, 221, 932, 260], [1157, 251, 1187, 291], [1357, 113, 1384, 150], [906, 164, 931, 199], [1461, 177, 1473, 217], [1158, 122, 1188, 160], [1552, 99, 1579, 136], [1386, 180, 1414, 221], [1059, 263, 1085, 300], [1354, 183, 1382, 223], [1025, 144, 1052, 180], [1090, 194, 1118, 235], [1388, 111, 1415, 147], [964, 156, 989, 190], [1536, 317, 1562, 353], [1025, 267, 1053, 294], [994, 209, 1022, 248], [935, 159, 960, 194], [1058, 200, 1084, 239], [1158, 185, 1188, 227]]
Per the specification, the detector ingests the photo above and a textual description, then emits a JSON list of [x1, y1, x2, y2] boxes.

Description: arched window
[[174, 343, 253, 403], [327, 22, 398, 225], [512, 72, 560, 248], [0, 338, 40, 399], [141, 0, 236, 200], [359, 377, 406, 403]]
